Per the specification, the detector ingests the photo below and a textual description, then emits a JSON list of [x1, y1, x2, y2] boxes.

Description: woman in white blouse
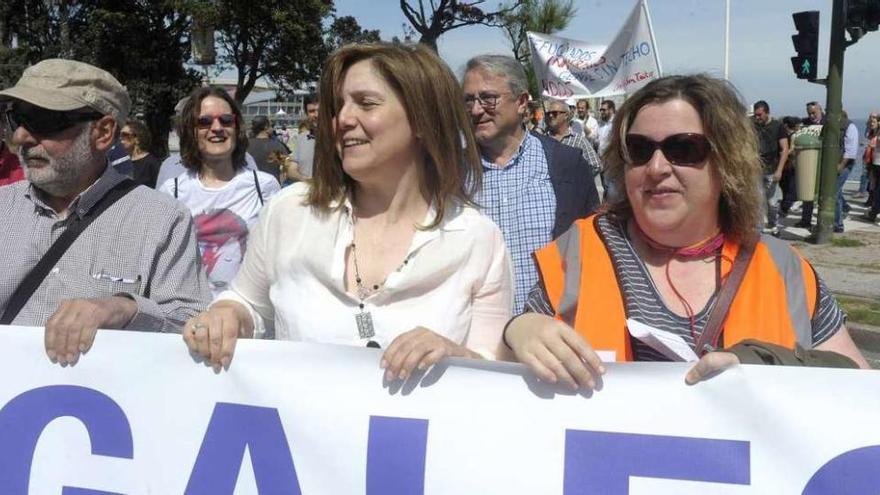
[[183, 43, 513, 380]]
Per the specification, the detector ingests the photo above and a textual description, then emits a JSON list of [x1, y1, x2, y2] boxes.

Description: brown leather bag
[[725, 339, 859, 369]]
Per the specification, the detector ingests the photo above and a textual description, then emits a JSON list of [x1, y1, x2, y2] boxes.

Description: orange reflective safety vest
[[533, 215, 819, 362]]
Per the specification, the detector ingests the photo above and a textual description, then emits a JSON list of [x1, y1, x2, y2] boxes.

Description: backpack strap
[[253, 169, 264, 205], [174, 176, 178, 198], [0, 179, 139, 324]]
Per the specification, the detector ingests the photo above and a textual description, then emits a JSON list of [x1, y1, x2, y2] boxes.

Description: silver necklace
[[350, 240, 377, 339], [349, 219, 415, 340]]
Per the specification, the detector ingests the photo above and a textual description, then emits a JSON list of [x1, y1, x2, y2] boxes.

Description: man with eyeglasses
[[543, 98, 602, 177], [0, 59, 210, 366], [462, 54, 600, 312]]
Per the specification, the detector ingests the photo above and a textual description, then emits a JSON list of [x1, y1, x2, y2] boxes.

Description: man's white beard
[[20, 124, 102, 198]]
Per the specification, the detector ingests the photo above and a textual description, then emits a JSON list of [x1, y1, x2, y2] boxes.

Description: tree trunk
[[57, 0, 71, 58], [419, 33, 439, 52], [146, 110, 171, 159], [0, 18, 9, 48]]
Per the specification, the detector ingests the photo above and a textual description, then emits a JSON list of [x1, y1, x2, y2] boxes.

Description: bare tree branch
[[400, 0, 523, 50]]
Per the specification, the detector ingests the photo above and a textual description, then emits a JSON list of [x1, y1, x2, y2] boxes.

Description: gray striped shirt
[[0, 164, 211, 331], [526, 215, 844, 360]]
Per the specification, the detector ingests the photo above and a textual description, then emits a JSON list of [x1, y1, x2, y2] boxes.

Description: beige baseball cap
[[0, 59, 130, 122]]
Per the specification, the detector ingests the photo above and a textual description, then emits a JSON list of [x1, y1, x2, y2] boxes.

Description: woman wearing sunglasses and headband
[[503, 74, 869, 390], [159, 87, 281, 298]]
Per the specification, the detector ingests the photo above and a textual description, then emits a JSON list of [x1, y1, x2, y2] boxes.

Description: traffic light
[[791, 11, 819, 80], [845, 0, 880, 33], [871, 1, 880, 30]]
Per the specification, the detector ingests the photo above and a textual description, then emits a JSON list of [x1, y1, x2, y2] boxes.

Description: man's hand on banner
[[44, 296, 137, 366]]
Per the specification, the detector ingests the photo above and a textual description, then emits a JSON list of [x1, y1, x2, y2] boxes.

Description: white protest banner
[[528, 0, 662, 98], [0, 325, 878, 494]]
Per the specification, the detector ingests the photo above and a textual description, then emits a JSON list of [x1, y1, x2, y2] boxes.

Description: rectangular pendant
[[355, 311, 375, 339]]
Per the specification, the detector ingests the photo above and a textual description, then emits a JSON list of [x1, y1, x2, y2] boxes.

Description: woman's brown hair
[[307, 42, 482, 229], [177, 86, 248, 172], [602, 74, 762, 243]]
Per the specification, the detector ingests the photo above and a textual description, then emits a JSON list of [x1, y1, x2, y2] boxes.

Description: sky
[[335, 0, 880, 120]]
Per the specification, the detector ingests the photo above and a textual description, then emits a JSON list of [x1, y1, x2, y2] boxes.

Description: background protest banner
[[0, 326, 878, 494], [528, 0, 662, 98]]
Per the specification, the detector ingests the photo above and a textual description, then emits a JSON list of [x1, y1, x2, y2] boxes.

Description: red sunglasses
[[196, 113, 236, 129]]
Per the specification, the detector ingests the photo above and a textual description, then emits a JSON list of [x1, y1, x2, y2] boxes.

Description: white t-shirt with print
[[159, 168, 281, 298]]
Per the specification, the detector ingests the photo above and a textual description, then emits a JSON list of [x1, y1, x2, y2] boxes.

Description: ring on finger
[[191, 322, 208, 333]]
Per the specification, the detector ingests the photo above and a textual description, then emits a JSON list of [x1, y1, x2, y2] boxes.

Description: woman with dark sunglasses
[[502, 74, 869, 391], [158, 87, 281, 299]]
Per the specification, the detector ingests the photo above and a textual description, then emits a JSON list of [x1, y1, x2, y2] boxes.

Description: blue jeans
[[762, 174, 780, 228], [834, 166, 852, 229], [858, 166, 870, 194]]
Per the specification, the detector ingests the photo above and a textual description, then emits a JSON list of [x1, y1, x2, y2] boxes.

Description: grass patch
[[838, 296, 880, 327], [831, 238, 866, 247]]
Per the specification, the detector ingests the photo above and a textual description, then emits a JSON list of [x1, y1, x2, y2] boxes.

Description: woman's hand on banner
[[504, 313, 606, 392], [183, 301, 254, 372], [380, 327, 479, 382], [685, 352, 740, 385]]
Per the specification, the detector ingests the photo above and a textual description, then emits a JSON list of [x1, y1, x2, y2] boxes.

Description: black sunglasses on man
[[3, 102, 105, 138]]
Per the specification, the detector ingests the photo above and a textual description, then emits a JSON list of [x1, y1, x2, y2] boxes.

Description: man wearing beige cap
[[0, 59, 211, 366]]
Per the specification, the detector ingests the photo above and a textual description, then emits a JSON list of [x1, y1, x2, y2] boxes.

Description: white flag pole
[[724, 0, 731, 79], [641, 0, 663, 77]]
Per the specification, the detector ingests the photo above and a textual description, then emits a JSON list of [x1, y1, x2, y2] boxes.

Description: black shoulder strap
[[253, 169, 264, 205], [174, 177, 178, 198], [0, 180, 138, 325]]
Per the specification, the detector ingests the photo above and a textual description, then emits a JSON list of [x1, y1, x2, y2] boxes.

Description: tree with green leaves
[[1, 1, 200, 157], [200, 0, 333, 104], [400, 0, 521, 51], [501, 0, 577, 97], [0, 1, 70, 88], [78, 2, 202, 157], [327, 15, 382, 51]]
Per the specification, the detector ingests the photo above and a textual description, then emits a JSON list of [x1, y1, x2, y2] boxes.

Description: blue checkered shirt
[[474, 132, 555, 313]]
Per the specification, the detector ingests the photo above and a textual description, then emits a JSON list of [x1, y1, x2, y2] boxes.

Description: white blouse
[[216, 182, 514, 359]]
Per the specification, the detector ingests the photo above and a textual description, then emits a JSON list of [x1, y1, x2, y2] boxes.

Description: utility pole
[[723, 0, 730, 79], [814, 0, 846, 244], [790, 1, 879, 243]]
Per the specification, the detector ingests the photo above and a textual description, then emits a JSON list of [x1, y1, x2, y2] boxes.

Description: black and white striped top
[[525, 215, 845, 361]]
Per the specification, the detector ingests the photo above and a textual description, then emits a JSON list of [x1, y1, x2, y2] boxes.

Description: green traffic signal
[[791, 11, 819, 80]]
